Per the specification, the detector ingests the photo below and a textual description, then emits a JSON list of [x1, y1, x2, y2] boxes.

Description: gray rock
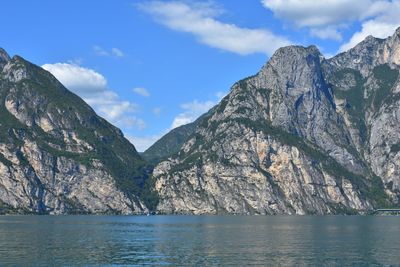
[[153, 27, 400, 214], [0, 48, 10, 69], [0, 50, 149, 214]]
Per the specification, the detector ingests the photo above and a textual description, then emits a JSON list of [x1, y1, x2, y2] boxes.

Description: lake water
[[0, 215, 399, 266]]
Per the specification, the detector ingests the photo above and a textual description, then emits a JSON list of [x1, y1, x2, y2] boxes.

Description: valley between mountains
[[1, 27, 400, 215]]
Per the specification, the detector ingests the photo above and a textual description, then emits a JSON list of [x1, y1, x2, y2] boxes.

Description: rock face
[[153, 27, 400, 215], [0, 50, 150, 214]]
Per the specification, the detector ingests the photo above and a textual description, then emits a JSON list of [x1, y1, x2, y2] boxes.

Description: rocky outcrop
[[155, 127, 371, 215], [153, 27, 400, 215], [0, 50, 150, 214], [0, 48, 10, 69]]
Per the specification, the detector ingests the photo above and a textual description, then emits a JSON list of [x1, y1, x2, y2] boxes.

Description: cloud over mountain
[[42, 63, 145, 130], [139, 1, 291, 55]]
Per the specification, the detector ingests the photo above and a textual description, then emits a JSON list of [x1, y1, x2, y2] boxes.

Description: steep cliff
[[0, 49, 150, 214], [153, 27, 400, 215]]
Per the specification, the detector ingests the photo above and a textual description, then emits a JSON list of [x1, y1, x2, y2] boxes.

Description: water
[[0, 216, 399, 266]]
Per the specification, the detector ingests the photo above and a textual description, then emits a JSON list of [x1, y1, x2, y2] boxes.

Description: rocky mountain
[[0, 48, 153, 214], [152, 27, 400, 215]]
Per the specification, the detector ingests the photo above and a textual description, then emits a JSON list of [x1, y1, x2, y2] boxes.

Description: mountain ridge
[[151, 27, 400, 214], [1, 27, 400, 215], [0, 50, 154, 214]]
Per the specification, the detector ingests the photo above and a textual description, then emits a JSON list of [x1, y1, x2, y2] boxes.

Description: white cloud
[[129, 92, 226, 152], [128, 91, 227, 152], [339, 1, 400, 51], [324, 53, 335, 59], [152, 107, 162, 116], [261, 0, 396, 41], [171, 100, 215, 129], [340, 22, 399, 52], [93, 45, 109, 56], [67, 58, 84, 65], [111, 48, 124, 57], [215, 91, 227, 99], [93, 45, 125, 58], [171, 92, 226, 129], [129, 96, 222, 151], [133, 87, 150, 97], [261, 0, 385, 28], [139, 1, 291, 55], [42, 63, 145, 130], [310, 27, 342, 41], [42, 63, 107, 93], [115, 117, 146, 130], [127, 134, 164, 152]]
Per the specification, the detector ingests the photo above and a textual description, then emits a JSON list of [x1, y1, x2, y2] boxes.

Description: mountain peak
[[263, 44, 323, 80], [365, 35, 376, 41], [273, 45, 321, 58], [267, 45, 322, 70], [0, 48, 10, 68], [396, 26, 400, 36], [0, 49, 152, 214], [391, 26, 400, 42], [329, 26, 400, 74]]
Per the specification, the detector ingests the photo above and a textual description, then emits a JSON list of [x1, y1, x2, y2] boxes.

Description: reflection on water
[[0, 215, 398, 265]]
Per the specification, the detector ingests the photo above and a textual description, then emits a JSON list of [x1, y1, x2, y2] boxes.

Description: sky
[[1, 0, 400, 151]]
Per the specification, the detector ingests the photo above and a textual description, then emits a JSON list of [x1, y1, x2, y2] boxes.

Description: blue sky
[[1, 0, 400, 151]]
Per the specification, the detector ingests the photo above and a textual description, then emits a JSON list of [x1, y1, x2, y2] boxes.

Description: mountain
[[152, 27, 400, 215], [142, 108, 214, 165], [142, 122, 197, 166], [0, 49, 154, 214]]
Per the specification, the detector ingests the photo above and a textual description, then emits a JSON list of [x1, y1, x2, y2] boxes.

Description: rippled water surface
[[0, 215, 399, 266]]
